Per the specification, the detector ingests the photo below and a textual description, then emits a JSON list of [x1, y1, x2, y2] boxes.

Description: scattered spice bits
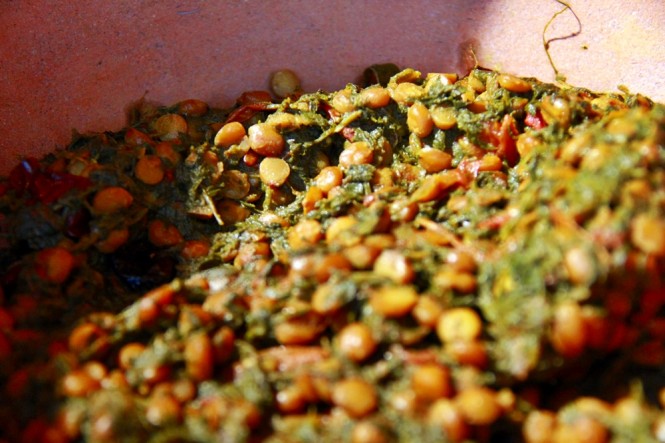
[[2, 66, 665, 442]]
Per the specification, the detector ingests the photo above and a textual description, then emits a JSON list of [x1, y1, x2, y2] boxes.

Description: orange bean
[[373, 250, 414, 284], [124, 127, 154, 146], [412, 295, 445, 328], [551, 301, 586, 358], [337, 322, 377, 362], [430, 106, 457, 130], [325, 215, 358, 246], [259, 157, 291, 187], [118, 342, 146, 370], [248, 123, 285, 157], [215, 121, 247, 148], [407, 102, 434, 137], [339, 142, 374, 168], [455, 386, 502, 426], [177, 98, 209, 116], [428, 399, 469, 442], [68, 322, 106, 354], [211, 326, 236, 364], [412, 363, 452, 401], [522, 410, 557, 443], [270, 69, 301, 98], [314, 166, 344, 193], [436, 307, 483, 343], [181, 239, 210, 259], [359, 86, 391, 109], [148, 219, 183, 247], [631, 213, 665, 256], [35, 247, 75, 284], [419, 147, 452, 173], [184, 331, 214, 382], [92, 186, 133, 214], [445, 340, 488, 368], [369, 285, 418, 318], [332, 377, 378, 418], [155, 142, 181, 167], [342, 243, 382, 270], [497, 74, 532, 93], [331, 89, 356, 113], [287, 219, 323, 250], [146, 393, 182, 426], [390, 82, 423, 105], [153, 113, 188, 140], [311, 282, 345, 315], [351, 420, 390, 443], [134, 155, 165, 185], [60, 369, 100, 397], [95, 228, 130, 253], [274, 313, 323, 345], [302, 186, 324, 213]]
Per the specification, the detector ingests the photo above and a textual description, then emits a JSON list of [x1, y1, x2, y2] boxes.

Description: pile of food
[[1, 65, 664, 442]]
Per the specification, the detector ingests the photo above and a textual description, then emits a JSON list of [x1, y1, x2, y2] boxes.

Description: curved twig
[[543, 0, 582, 84]]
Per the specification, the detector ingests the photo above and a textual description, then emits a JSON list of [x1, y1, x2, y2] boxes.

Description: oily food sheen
[[1, 66, 665, 442]]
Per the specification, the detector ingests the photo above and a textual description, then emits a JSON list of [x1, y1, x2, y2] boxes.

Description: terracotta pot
[[2, 0, 664, 174]]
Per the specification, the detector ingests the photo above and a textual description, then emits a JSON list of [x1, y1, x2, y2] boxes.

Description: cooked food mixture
[[1, 66, 665, 442]]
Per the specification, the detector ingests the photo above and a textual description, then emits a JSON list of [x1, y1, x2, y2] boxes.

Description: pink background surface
[[1, 0, 664, 174]]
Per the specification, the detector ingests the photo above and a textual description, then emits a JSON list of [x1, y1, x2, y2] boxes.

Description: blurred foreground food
[[1, 67, 665, 442]]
